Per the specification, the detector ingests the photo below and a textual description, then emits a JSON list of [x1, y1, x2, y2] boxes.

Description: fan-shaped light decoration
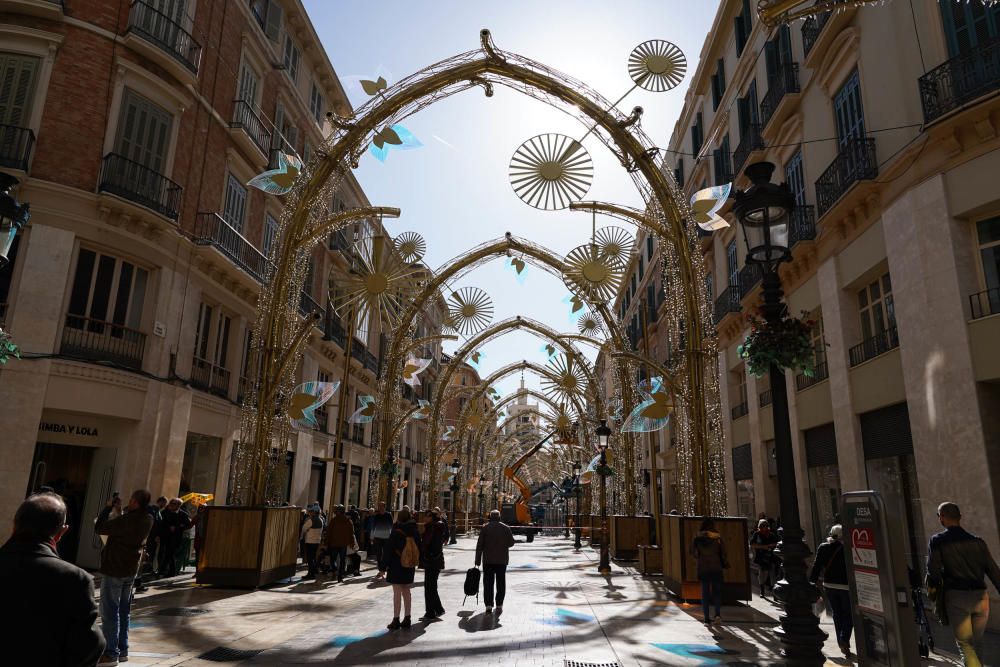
[[394, 231, 426, 264], [546, 407, 576, 444], [577, 310, 604, 337], [509, 133, 593, 210], [349, 395, 377, 424], [447, 287, 494, 336], [563, 243, 624, 304], [440, 312, 459, 335], [594, 226, 635, 269], [331, 233, 420, 331], [542, 354, 588, 404], [621, 376, 673, 433], [402, 356, 432, 387], [628, 40, 686, 92], [288, 381, 340, 429]]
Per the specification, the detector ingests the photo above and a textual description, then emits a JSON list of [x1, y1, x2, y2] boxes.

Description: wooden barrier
[[196, 506, 301, 588], [660, 514, 751, 603], [638, 545, 663, 574], [610, 515, 655, 560], [588, 514, 603, 546]]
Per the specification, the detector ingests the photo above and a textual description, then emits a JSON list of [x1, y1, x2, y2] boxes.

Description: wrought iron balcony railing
[[796, 357, 829, 391], [760, 64, 801, 129], [61, 315, 147, 370], [298, 291, 325, 327], [713, 285, 741, 324], [802, 11, 832, 58], [364, 350, 379, 374], [731, 400, 749, 420], [733, 123, 765, 173], [848, 326, 899, 367], [970, 286, 1000, 320], [738, 263, 762, 300], [230, 100, 272, 155], [920, 38, 1000, 124], [324, 308, 346, 346], [0, 125, 34, 171], [99, 153, 182, 220], [237, 375, 250, 403], [194, 213, 270, 283], [789, 204, 817, 249], [328, 229, 354, 256], [759, 389, 772, 407], [190, 356, 230, 397], [815, 138, 877, 218], [127, 0, 202, 73]]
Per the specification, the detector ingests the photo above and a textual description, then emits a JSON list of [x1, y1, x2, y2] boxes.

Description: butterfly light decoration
[[368, 124, 423, 163], [540, 343, 558, 360], [288, 381, 340, 429], [402, 356, 432, 387], [561, 293, 585, 321], [441, 425, 456, 441], [620, 376, 674, 433], [349, 395, 377, 424], [690, 182, 732, 232], [468, 350, 485, 370], [247, 151, 302, 195], [411, 399, 431, 420], [505, 256, 527, 285]]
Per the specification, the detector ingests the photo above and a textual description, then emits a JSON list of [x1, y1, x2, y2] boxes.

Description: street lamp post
[[595, 420, 612, 574], [492, 483, 499, 510], [478, 474, 488, 520], [448, 457, 462, 545], [572, 460, 583, 549], [734, 162, 826, 663]]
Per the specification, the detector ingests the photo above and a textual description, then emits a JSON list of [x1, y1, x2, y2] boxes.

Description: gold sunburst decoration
[[393, 231, 426, 264], [594, 226, 635, 269], [628, 40, 686, 92], [577, 310, 604, 337], [447, 286, 494, 336], [509, 133, 593, 210], [330, 233, 419, 330], [542, 353, 588, 404], [563, 243, 624, 304], [545, 406, 576, 444]]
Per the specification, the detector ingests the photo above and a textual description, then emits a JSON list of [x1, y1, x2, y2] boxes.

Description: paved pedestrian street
[[105, 534, 969, 666]]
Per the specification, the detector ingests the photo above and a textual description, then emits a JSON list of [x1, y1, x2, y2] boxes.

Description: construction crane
[[502, 428, 558, 528]]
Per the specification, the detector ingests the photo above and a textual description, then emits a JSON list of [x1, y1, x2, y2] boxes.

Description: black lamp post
[[448, 457, 462, 545], [383, 447, 396, 511], [478, 474, 488, 519], [492, 482, 499, 510], [572, 460, 583, 549], [0, 174, 29, 266], [733, 162, 826, 663], [595, 419, 612, 574]]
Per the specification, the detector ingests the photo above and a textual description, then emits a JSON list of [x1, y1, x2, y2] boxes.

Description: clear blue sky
[[303, 0, 720, 401]]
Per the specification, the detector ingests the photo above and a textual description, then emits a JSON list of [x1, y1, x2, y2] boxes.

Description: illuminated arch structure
[[237, 30, 724, 515]]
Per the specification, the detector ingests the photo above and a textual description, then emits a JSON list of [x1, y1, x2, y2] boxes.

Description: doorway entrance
[[28, 442, 117, 569]]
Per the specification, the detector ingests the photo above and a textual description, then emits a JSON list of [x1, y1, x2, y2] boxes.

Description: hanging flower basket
[[737, 313, 817, 378], [0, 328, 19, 365], [595, 464, 614, 478], [379, 460, 400, 479]]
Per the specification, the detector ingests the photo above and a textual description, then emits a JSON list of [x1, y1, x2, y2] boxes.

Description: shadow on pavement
[[330, 625, 428, 664], [457, 610, 503, 633]]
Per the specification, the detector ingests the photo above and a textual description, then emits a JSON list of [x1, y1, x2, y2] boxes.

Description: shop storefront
[[732, 443, 755, 521], [804, 422, 840, 549]]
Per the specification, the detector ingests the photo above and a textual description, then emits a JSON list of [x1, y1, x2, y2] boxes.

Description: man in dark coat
[[419, 507, 447, 621], [0, 492, 105, 666], [475, 509, 516, 614], [325, 504, 355, 583], [95, 489, 155, 666], [157, 497, 191, 577]]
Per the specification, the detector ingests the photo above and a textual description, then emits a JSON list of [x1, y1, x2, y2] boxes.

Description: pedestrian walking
[[691, 518, 728, 625], [475, 509, 515, 614], [372, 501, 392, 580], [157, 497, 191, 578], [300, 504, 325, 580], [419, 507, 448, 621], [749, 518, 779, 598], [809, 524, 852, 656], [927, 502, 1000, 667], [2, 492, 106, 666], [386, 505, 422, 629], [95, 489, 155, 666], [325, 504, 355, 583]]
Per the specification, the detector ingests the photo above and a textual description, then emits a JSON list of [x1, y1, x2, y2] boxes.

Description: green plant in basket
[[737, 312, 817, 378]]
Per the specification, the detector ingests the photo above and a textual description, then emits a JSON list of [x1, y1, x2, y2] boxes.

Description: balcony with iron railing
[[329, 229, 354, 257], [760, 64, 801, 131], [759, 389, 772, 408], [731, 400, 749, 420], [796, 355, 829, 391], [298, 291, 325, 329], [99, 153, 182, 221], [815, 138, 877, 218], [733, 123, 765, 174], [364, 350, 379, 375], [230, 100, 272, 157], [194, 213, 270, 283], [713, 286, 741, 325], [919, 38, 1000, 124], [802, 11, 833, 58], [738, 263, 762, 300], [191, 356, 231, 398], [324, 308, 346, 346], [849, 326, 899, 367], [0, 125, 34, 172], [61, 315, 147, 370], [970, 287, 1000, 320], [126, 0, 202, 74], [237, 375, 250, 403], [788, 204, 817, 249], [350, 339, 367, 364]]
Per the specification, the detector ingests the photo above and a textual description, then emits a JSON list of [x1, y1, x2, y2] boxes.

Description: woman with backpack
[[385, 505, 422, 629], [690, 518, 729, 625]]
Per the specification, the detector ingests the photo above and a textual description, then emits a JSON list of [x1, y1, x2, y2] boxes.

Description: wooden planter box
[[588, 514, 603, 546], [196, 506, 301, 588], [610, 515, 655, 561], [638, 545, 663, 574], [660, 514, 751, 603]]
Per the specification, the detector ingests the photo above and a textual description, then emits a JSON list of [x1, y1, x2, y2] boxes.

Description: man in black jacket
[[475, 509, 515, 614], [95, 489, 154, 666], [809, 524, 851, 656], [927, 502, 1000, 667], [0, 492, 105, 666], [157, 497, 191, 577]]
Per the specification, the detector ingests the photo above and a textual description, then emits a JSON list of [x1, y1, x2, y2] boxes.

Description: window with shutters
[[691, 113, 703, 156], [734, 0, 753, 57], [785, 149, 806, 207], [646, 236, 654, 260], [309, 82, 324, 124], [237, 61, 260, 107], [834, 70, 866, 146], [263, 213, 279, 257], [726, 240, 738, 287], [713, 134, 732, 184], [858, 272, 895, 341], [115, 89, 173, 173], [66, 248, 148, 334], [222, 173, 247, 233], [0, 54, 39, 128], [674, 159, 684, 188], [940, 1, 1000, 57], [283, 34, 300, 84], [710, 59, 726, 110]]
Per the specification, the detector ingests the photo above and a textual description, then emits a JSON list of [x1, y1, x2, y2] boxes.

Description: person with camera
[[95, 489, 154, 666]]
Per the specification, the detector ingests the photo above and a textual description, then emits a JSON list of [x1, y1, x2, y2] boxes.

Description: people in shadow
[[385, 506, 421, 630]]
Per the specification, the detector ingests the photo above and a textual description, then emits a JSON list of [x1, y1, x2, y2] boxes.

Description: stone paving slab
[[104, 536, 977, 666]]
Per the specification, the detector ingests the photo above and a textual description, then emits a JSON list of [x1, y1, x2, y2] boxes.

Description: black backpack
[[463, 566, 481, 605]]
